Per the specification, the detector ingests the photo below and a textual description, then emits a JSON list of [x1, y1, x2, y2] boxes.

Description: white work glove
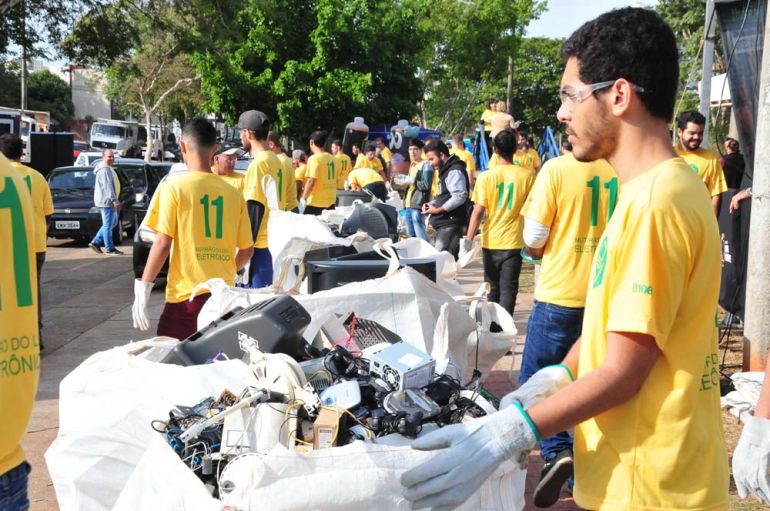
[[402, 403, 539, 510], [132, 280, 154, 331], [298, 198, 307, 214], [393, 174, 415, 187], [733, 414, 770, 505], [458, 238, 473, 261], [500, 364, 574, 410]]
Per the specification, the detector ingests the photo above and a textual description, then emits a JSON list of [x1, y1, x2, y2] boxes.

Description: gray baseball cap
[[237, 110, 269, 131]]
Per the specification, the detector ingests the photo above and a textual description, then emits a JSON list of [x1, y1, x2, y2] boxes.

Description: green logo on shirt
[[632, 282, 653, 295], [688, 163, 700, 174], [592, 237, 608, 288]]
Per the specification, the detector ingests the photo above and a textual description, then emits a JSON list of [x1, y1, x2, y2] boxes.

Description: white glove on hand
[[733, 414, 770, 504], [298, 198, 307, 214], [393, 174, 415, 187], [458, 238, 473, 261], [401, 403, 539, 510], [132, 280, 154, 331], [500, 364, 574, 410]]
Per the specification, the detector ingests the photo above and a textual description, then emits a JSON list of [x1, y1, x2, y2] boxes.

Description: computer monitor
[[306, 253, 436, 293]]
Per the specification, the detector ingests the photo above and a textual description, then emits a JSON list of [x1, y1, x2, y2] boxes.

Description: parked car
[[73, 140, 90, 161], [47, 166, 138, 244], [132, 164, 188, 278], [74, 151, 104, 166]]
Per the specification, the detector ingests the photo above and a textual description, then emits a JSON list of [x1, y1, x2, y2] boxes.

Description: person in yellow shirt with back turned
[[402, 9, 728, 511], [347, 165, 388, 201], [463, 129, 534, 315], [1, 134, 53, 350], [300, 131, 337, 215], [518, 138, 618, 506], [132, 118, 253, 340], [0, 153, 39, 511], [674, 110, 727, 216], [331, 139, 352, 189], [449, 134, 476, 187], [267, 131, 298, 211]]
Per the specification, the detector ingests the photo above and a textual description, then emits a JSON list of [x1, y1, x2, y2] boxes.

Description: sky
[[526, 0, 658, 39]]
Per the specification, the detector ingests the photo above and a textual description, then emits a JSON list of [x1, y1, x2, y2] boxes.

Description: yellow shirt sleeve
[[521, 162, 557, 227], [705, 159, 727, 197], [237, 197, 254, 249], [470, 171, 489, 208], [147, 180, 177, 239], [531, 149, 541, 170], [380, 147, 392, 163]]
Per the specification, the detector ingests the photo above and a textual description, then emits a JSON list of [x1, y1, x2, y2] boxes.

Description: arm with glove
[[402, 332, 660, 510], [132, 232, 172, 331], [733, 356, 770, 505]]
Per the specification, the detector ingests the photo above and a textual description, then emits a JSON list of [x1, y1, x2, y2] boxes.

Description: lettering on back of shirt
[[632, 281, 653, 296], [700, 353, 720, 392]]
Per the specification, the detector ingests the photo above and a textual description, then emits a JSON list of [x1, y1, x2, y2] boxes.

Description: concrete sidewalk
[[25, 256, 578, 510]]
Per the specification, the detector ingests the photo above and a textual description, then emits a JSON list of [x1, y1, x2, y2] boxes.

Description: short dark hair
[[493, 129, 517, 160], [561, 7, 679, 122], [310, 130, 327, 147], [182, 117, 217, 147], [332, 139, 342, 147], [365, 143, 377, 152], [0, 134, 23, 160], [726, 137, 739, 151], [408, 138, 424, 149], [352, 143, 361, 150], [451, 134, 464, 146], [677, 110, 706, 131], [375, 136, 385, 144], [424, 138, 449, 157], [267, 131, 283, 149]]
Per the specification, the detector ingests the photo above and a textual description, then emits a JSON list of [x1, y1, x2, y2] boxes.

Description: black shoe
[[88, 242, 103, 254], [533, 449, 574, 508], [105, 248, 124, 255]]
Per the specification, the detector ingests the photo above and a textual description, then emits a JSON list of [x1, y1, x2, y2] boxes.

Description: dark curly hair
[[676, 110, 706, 131], [561, 7, 679, 122]]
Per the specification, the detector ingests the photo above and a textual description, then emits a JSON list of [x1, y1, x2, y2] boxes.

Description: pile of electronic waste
[[152, 295, 498, 498]]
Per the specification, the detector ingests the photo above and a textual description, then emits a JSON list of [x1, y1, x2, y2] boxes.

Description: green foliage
[[27, 70, 74, 121], [0, 61, 21, 107], [510, 37, 564, 138], [59, 2, 138, 66]]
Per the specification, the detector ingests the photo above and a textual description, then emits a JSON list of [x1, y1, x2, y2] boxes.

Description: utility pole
[[743, 1, 770, 371], [506, 56, 513, 116], [19, 0, 27, 111], [699, 0, 716, 148]]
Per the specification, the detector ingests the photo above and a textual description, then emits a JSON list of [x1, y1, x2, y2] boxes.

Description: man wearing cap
[[211, 147, 244, 193], [267, 131, 298, 211], [300, 130, 337, 215], [238, 110, 281, 288]]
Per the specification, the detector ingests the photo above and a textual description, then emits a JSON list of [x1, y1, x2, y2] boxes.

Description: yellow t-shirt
[[0, 154, 40, 477], [521, 154, 618, 308], [574, 158, 728, 511], [450, 147, 476, 181], [306, 152, 337, 208], [243, 150, 281, 248], [481, 108, 495, 131], [215, 171, 245, 194], [335, 153, 353, 189], [379, 146, 392, 163], [674, 146, 727, 197], [347, 167, 384, 189], [405, 160, 427, 205], [295, 163, 307, 182], [354, 154, 384, 174], [276, 153, 297, 211], [512, 149, 540, 173], [471, 163, 533, 249], [10, 162, 53, 253], [146, 172, 252, 303], [488, 153, 500, 169]]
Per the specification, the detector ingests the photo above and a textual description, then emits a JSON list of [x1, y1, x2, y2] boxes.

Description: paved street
[[24, 239, 577, 511]]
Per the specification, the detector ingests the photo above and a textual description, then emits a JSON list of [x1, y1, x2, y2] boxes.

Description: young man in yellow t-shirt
[[375, 136, 392, 167], [347, 166, 387, 201], [465, 129, 534, 315], [301, 131, 337, 215], [674, 110, 727, 217], [0, 153, 39, 509], [132, 118, 253, 339], [519, 142, 618, 506], [331, 139, 353, 189], [354, 143, 385, 176], [449, 134, 476, 187], [513, 131, 541, 173], [239, 110, 281, 288], [1, 134, 53, 350], [293, 149, 307, 202], [211, 147, 245, 193], [267, 131, 298, 211], [403, 9, 729, 511]]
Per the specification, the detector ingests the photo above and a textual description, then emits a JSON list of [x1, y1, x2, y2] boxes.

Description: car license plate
[[55, 220, 80, 229]]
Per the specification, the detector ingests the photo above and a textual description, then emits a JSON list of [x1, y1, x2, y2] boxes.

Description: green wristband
[[520, 248, 541, 264], [513, 402, 542, 442], [547, 363, 575, 382]]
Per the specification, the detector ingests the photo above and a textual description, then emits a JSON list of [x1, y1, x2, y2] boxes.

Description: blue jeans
[[91, 207, 118, 250], [242, 247, 273, 289], [404, 208, 430, 242], [0, 462, 30, 511], [520, 300, 584, 462]]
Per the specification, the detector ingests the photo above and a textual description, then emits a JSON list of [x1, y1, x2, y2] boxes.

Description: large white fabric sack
[[45, 341, 256, 511]]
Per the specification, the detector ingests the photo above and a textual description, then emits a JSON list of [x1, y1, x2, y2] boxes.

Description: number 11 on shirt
[[586, 176, 618, 226], [496, 182, 514, 210], [327, 161, 335, 180], [0, 177, 33, 309], [200, 194, 224, 239]]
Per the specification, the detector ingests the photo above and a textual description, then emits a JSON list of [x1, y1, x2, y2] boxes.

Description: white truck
[[89, 119, 140, 157], [0, 107, 49, 162]]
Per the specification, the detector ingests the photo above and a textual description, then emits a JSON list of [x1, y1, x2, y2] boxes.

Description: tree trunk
[[145, 109, 153, 162], [506, 55, 513, 116]]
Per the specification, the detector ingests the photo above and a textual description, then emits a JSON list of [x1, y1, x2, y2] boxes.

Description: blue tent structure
[[472, 123, 490, 172], [538, 126, 560, 164]]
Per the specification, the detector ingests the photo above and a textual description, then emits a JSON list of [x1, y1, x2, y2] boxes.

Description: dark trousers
[[157, 292, 211, 340], [0, 461, 30, 511], [364, 181, 388, 201], [36, 252, 45, 347], [482, 248, 523, 315], [304, 204, 335, 216], [520, 300, 584, 462], [434, 223, 462, 258]]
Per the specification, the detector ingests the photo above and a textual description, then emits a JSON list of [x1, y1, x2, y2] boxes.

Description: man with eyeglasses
[[402, 8, 728, 511], [674, 110, 727, 217]]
